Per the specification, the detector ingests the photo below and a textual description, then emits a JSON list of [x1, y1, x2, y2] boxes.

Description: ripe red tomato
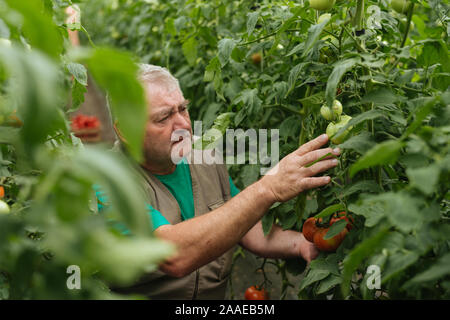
[[302, 217, 321, 242], [313, 227, 348, 252], [0, 186, 4, 199], [244, 286, 269, 300], [71, 114, 100, 130], [330, 211, 354, 231]]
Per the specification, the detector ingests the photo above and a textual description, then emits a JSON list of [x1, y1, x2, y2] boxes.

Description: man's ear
[[113, 121, 128, 144]]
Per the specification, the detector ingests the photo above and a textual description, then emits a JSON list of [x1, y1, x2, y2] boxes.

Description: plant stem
[[353, 0, 365, 31], [401, 3, 415, 48]]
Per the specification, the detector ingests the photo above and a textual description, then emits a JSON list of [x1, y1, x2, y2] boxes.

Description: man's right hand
[[259, 134, 340, 203]]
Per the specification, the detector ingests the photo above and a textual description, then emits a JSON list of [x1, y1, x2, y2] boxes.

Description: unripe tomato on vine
[[309, 0, 336, 11], [327, 115, 352, 144], [391, 0, 412, 14], [331, 100, 342, 118], [320, 105, 333, 121], [0, 200, 10, 214]]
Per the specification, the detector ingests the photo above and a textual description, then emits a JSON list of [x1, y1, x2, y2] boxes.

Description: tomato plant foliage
[[0, 0, 174, 299], [0, 0, 448, 300], [82, 0, 450, 299]]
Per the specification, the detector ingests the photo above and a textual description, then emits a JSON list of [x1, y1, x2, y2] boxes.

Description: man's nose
[[173, 111, 191, 130]]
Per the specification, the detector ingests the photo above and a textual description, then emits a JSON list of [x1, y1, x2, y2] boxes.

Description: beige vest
[[114, 151, 234, 299]]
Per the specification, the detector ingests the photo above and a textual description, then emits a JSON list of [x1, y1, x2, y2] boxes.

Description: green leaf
[[6, 0, 62, 59], [193, 112, 233, 149], [287, 63, 306, 95], [316, 274, 342, 295], [334, 109, 385, 139], [326, 58, 360, 107], [314, 203, 345, 219], [339, 132, 376, 155], [182, 37, 198, 66], [361, 88, 403, 105], [401, 97, 437, 139], [246, 12, 259, 36], [204, 56, 220, 82], [341, 228, 389, 297], [348, 196, 386, 227], [217, 38, 236, 67], [84, 47, 147, 163], [73, 146, 152, 236], [310, 257, 340, 275], [286, 42, 305, 57], [85, 230, 174, 285], [349, 140, 404, 178], [299, 269, 330, 292], [66, 62, 88, 86], [297, 91, 325, 106], [302, 18, 330, 58], [233, 88, 262, 116], [324, 219, 347, 240], [382, 250, 419, 284], [70, 79, 87, 111], [0, 46, 63, 153], [406, 164, 441, 195], [339, 180, 382, 199], [262, 210, 275, 236], [417, 40, 450, 72], [404, 253, 450, 287]]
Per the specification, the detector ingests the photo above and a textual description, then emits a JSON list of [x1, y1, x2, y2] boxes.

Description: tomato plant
[[81, 0, 450, 300], [0, 0, 174, 299], [1, 0, 449, 301]]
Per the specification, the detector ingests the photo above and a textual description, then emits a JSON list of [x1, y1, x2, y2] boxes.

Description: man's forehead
[[146, 85, 187, 110]]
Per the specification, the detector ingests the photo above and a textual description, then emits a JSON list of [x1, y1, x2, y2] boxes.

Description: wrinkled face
[[142, 83, 192, 167]]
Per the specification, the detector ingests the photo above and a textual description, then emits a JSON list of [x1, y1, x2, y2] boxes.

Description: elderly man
[[109, 64, 341, 299]]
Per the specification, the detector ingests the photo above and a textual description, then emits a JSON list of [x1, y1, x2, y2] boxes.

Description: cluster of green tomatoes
[[320, 100, 352, 144]]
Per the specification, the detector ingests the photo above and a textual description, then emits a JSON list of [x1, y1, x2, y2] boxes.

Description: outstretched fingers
[[295, 134, 329, 157], [302, 158, 339, 177], [300, 176, 332, 191]]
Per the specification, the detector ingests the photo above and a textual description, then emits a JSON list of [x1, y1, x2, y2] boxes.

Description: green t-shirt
[[95, 158, 240, 231]]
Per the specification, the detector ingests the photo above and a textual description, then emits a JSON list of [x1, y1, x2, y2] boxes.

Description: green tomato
[[332, 100, 343, 118], [391, 0, 412, 14], [326, 122, 337, 138], [320, 105, 333, 121], [310, 0, 336, 11], [330, 115, 352, 144], [0, 200, 10, 214]]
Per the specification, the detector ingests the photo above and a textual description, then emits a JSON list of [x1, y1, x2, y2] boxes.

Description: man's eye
[[159, 116, 169, 122]]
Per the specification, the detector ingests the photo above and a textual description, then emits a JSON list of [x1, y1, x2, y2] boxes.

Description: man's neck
[[141, 161, 177, 175]]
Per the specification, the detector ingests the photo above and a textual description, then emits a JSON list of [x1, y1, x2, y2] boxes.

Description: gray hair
[[138, 64, 181, 93]]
